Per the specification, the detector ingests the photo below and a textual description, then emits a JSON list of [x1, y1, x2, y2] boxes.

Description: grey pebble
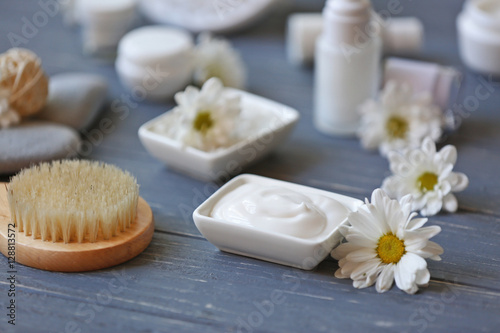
[[0, 121, 81, 175], [37, 73, 108, 131]]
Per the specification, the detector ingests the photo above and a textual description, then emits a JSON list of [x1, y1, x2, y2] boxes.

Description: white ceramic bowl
[[193, 174, 364, 270], [116, 26, 194, 100], [138, 88, 300, 181], [139, 0, 278, 33]]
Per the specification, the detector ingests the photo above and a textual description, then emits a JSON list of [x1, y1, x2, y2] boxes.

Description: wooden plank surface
[[1, 0, 500, 332]]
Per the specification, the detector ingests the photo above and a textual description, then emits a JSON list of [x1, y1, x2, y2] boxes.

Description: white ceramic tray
[[193, 174, 364, 270], [139, 0, 278, 33], [138, 88, 299, 181]]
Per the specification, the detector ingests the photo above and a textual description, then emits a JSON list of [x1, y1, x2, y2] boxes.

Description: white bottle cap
[[383, 17, 424, 54], [384, 57, 461, 110], [322, 0, 372, 45]]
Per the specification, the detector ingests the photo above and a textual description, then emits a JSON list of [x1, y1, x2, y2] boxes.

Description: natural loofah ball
[[0, 48, 49, 117], [7, 160, 139, 243]]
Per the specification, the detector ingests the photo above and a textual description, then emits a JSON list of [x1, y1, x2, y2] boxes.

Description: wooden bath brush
[[0, 160, 154, 272]]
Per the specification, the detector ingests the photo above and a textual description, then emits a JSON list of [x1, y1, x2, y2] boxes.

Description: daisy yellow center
[[386, 116, 408, 139], [193, 111, 214, 134], [417, 172, 439, 193], [376, 233, 406, 264]]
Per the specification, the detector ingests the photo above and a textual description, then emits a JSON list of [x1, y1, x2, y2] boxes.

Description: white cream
[[211, 183, 349, 240]]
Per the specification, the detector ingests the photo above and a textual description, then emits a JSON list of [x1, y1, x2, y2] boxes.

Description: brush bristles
[[7, 160, 139, 243]]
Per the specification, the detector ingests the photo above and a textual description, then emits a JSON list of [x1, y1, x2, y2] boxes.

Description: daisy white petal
[[346, 248, 377, 263], [438, 163, 454, 179], [438, 145, 457, 165], [357, 81, 443, 156], [406, 217, 428, 231], [421, 136, 436, 155], [394, 259, 416, 294], [375, 264, 395, 293], [331, 189, 443, 294], [387, 199, 406, 236], [415, 268, 430, 286], [351, 259, 383, 283], [337, 258, 359, 278], [405, 239, 428, 253], [353, 279, 373, 289], [443, 193, 458, 212], [402, 252, 428, 272], [331, 242, 363, 260], [381, 137, 469, 216], [399, 194, 414, 217], [439, 180, 452, 197], [420, 195, 443, 217], [448, 172, 469, 192], [345, 232, 379, 247], [395, 253, 427, 294], [381, 176, 399, 198], [408, 148, 428, 167], [410, 226, 442, 240], [416, 241, 444, 260], [347, 208, 385, 239], [156, 78, 242, 152], [194, 33, 247, 89]]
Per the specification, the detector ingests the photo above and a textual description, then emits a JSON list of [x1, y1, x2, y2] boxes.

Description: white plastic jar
[[77, 0, 137, 55], [116, 26, 194, 101], [457, 0, 500, 76]]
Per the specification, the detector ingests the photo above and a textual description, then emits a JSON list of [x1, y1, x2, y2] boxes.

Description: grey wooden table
[[1, 0, 499, 332]]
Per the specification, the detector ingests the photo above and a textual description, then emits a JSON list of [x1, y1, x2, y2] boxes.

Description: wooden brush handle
[[0, 182, 154, 272]]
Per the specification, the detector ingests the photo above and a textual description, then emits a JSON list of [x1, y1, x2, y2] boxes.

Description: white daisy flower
[[331, 188, 443, 294], [194, 33, 247, 89], [382, 137, 469, 216], [157, 77, 241, 152], [0, 90, 20, 129], [358, 81, 443, 156]]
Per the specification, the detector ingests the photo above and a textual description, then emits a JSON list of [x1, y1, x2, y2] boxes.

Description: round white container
[[457, 0, 500, 76], [116, 26, 194, 101], [77, 0, 137, 54]]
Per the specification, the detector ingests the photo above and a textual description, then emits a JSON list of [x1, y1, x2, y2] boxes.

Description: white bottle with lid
[[314, 0, 382, 136]]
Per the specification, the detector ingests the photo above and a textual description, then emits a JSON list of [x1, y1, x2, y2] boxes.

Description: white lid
[[384, 17, 424, 53], [322, 0, 372, 44], [78, 0, 136, 21], [118, 26, 194, 66], [467, 0, 500, 30]]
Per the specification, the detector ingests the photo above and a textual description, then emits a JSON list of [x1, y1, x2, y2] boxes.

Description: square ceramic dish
[[138, 88, 300, 181], [193, 174, 364, 270]]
